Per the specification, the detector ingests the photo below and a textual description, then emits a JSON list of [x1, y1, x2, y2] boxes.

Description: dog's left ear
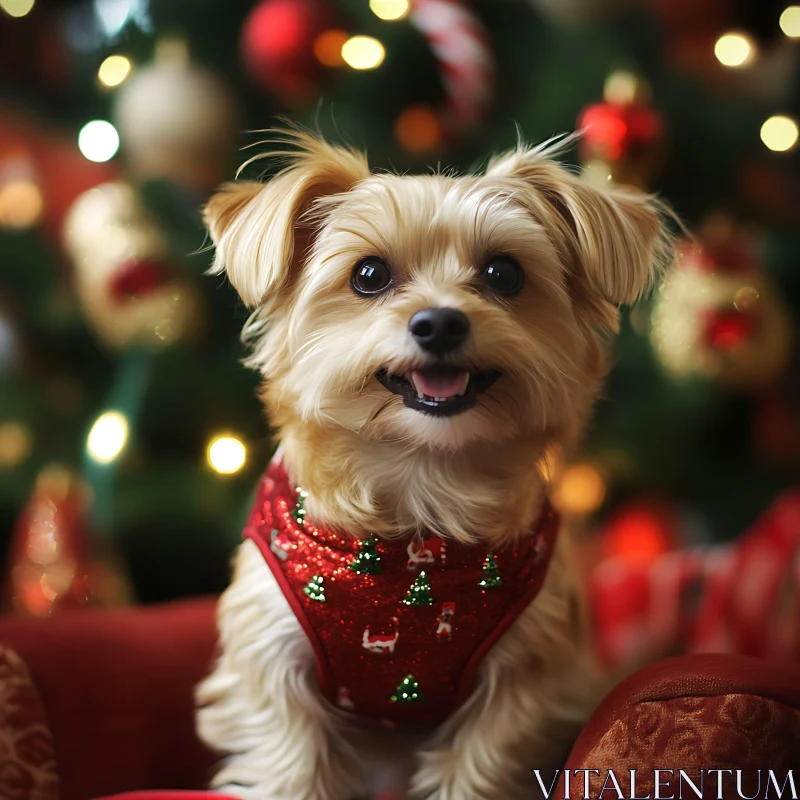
[[204, 131, 369, 308], [486, 145, 674, 309]]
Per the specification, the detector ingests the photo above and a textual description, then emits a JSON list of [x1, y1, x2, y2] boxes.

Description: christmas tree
[[292, 488, 309, 527], [403, 571, 433, 606], [478, 553, 502, 588], [390, 674, 423, 704], [349, 537, 382, 575], [303, 575, 326, 603], [0, 0, 797, 607]]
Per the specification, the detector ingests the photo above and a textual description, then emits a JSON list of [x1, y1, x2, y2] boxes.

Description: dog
[[195, 129, 673, 800]]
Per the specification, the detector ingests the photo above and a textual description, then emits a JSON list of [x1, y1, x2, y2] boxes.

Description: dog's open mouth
[[375, 366, 501, 417]]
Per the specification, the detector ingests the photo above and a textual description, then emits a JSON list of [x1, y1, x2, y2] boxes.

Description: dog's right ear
[[204, 132, 369, 307]]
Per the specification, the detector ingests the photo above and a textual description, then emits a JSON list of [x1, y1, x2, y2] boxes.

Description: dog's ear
[[486, 144, 674, 311], [204, 132, 369, 307]]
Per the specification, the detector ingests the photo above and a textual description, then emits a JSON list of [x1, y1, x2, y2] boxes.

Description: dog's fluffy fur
[[196, 130, 673, 800]]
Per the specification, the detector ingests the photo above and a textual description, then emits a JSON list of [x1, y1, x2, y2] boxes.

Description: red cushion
[[93, 794, 241, 800], [0, 598, 219, 800]]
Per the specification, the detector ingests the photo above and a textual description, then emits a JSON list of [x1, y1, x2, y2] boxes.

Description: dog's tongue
[[409, 370, 469, 400]]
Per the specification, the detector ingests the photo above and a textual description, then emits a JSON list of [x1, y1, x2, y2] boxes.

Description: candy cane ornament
[[408, 0, 495, 137]]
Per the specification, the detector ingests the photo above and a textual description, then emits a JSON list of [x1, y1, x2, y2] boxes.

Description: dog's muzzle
[[375, 366, 501, 417]]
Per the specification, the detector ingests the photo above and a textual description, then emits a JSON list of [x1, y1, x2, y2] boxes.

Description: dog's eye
[[480, 256, 525, 296], [351, 258, 392, 296]]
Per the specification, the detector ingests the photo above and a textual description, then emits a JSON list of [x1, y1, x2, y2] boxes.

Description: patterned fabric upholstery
[[572, 696, 799, 798], [566, 653, 800, 799], [0, 646, 59, 800]]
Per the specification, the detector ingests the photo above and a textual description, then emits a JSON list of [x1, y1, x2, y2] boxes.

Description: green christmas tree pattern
[[403, 571, 433, 605], [303, 575, 326, 602], [293, 487, 308, 526], [349, 537, 382, 575], [390, 674, 423, 703], [478, 553, 501, 588]]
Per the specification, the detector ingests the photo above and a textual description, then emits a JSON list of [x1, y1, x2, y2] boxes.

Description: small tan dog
[[196, 130, 673, 800]]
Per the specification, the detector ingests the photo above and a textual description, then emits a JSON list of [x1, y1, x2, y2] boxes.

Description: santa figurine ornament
[[62, 181, 202, 351]]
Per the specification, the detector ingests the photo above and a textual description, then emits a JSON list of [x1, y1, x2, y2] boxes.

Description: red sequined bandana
[[244, 458, 559, 730]]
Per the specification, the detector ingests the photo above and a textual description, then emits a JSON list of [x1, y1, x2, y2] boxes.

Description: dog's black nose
[[408, 307, 470, 356]]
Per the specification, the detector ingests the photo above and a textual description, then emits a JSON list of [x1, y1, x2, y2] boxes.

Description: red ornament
[[3, 467, 91, 616], [3, 466, 130, 617], [3, 466, 133, 616], [240, 0, 337, 106], [578, 101, 662, 162], [108, 259, 171, 302], [702, 308, 755, 350], [601, 503, 674, 566]]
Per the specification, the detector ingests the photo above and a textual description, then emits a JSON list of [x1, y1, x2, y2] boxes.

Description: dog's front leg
[[196, 541, 362, 800], [408, 662, 591, 800], [409, 548, 600, 800]]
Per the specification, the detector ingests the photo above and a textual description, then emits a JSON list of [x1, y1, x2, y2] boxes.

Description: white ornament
[[114, 42, 239, 192]]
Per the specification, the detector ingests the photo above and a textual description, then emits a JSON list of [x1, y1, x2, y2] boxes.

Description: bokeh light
[[0, 422, 31, 467], [341, 36, 385, 70], [87, 411, 129, 463], [583, 159, 614, 187], [207, 435, 246, 475], [552, 462, 607, 516], [603, 506, 671, 565], [0, 0, 35, 18], [603, 70, 640, 105], [761, 115, 799, 152], [714, 32, 755, 67], [77, 120, 120, 162], [395, 106, 443, 152], [313, 29, 348, 67], [779, 6, 800, 38], [369, 0, 409, 21], [98, 54, 132, 88], [0, 180, 43, 228]]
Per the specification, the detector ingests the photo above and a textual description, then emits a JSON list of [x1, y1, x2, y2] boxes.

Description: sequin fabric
[[244, 459, 560, 730]]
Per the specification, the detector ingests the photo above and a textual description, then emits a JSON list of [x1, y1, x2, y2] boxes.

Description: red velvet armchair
[[0, 597, 798, 800]]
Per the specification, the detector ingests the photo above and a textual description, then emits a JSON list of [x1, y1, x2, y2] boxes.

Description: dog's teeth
[[408, 373, 425, 399], [456, 373, 469, 396]]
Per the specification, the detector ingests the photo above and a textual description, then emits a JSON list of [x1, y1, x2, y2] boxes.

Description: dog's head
[[205, 131, 672, 453]]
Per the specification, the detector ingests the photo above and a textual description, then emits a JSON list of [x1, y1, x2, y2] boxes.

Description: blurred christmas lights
[[0, 179, 43, 228], [395, 106, 442, 152], [370, 0, 409, 21], [87, 411, 128, 463], [0, 422, 31, 467], [714, 32, 755, 68], [779, 6, 800, 38], [582, 159, 614, 187], [341, 36, 385, 70], [314, 29, 348, 67], [552, 462, 607, 516], [78, 120, 120, 163], [94, 0, 151, 39], [98, 54, 132, 88], [761, 115, 799, 152], [207, 435, 246, 475], [603, 70, 643, 105], [0, 0, 35, 18]]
